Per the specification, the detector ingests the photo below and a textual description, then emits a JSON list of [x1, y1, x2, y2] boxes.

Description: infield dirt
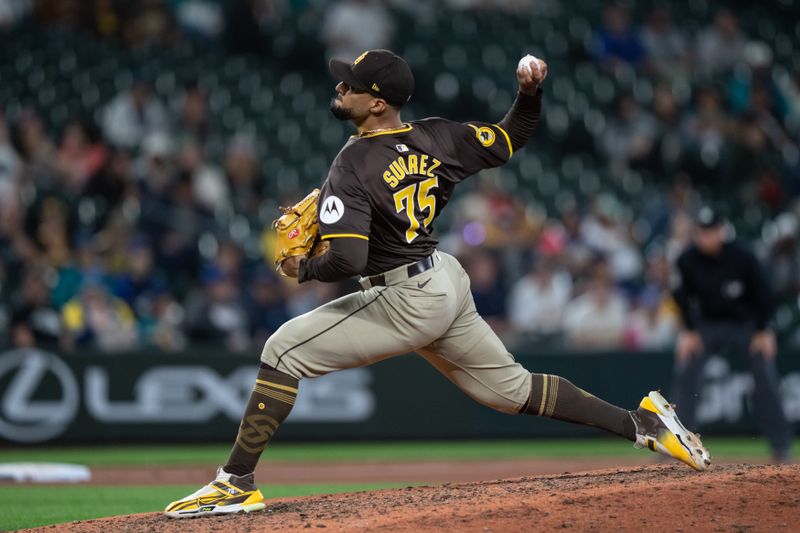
[[24, 463, 799, 532]]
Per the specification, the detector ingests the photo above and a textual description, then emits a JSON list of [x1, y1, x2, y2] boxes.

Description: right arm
[[433, 55, 547, 176], [496, 55, 547, 152]]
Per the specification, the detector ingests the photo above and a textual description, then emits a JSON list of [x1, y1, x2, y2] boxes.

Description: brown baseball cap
[[329, 49, 414, 107]]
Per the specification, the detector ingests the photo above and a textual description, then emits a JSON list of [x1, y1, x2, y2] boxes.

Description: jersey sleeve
[[429, 119, 514, 176], [318, 164, 371, 242]]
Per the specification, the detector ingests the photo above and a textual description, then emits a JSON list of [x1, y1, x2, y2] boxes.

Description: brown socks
[[224, 364, 299, 476], [521, 373, 636, 441]]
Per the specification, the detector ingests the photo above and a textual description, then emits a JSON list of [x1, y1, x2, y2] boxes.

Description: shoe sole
[[164, 501, 266, 519], [642, 391, 712, 471]]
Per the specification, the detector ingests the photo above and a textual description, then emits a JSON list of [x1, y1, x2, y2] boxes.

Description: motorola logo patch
[[320, 195, 345, 224]]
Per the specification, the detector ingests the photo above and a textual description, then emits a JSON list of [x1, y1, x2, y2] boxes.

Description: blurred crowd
[[1, 0, 800, 355]]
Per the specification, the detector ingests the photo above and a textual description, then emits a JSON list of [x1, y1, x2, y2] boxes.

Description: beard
[[329, 98, 355, 121]]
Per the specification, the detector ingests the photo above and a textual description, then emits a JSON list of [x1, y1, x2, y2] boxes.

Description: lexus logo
[[0, 349, 79, 442]]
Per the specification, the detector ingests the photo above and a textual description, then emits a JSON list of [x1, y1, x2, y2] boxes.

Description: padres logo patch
[[320, 195, 345, 224], [476, 126, 496, 147]]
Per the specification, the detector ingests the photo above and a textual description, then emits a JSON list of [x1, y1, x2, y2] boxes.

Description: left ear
[[369, 98, 388, 115]]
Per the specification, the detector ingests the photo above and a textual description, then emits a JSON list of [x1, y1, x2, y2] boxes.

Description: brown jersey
[[317, 119, 513, 275]]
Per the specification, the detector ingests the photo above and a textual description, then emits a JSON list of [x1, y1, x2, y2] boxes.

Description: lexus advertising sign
[[0, 348, 798, 444]]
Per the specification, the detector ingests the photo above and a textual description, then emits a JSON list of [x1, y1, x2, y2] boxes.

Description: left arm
[[295, 237, 368, 282], [281, 164, 371, 282]]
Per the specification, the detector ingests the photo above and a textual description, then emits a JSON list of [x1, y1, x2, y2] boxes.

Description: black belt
[[366, 254, 435, 287]]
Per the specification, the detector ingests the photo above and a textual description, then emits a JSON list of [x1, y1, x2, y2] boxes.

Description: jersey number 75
[[393, 177, 439, 243]]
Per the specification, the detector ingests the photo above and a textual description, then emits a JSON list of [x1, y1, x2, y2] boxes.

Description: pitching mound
[[26, 463, 799, 532]]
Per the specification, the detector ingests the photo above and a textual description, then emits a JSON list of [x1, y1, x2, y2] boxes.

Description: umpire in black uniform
[[672, 207, 792, 461]]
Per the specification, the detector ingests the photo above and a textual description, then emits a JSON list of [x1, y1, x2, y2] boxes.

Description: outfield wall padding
[[0, 347, 798, 443]]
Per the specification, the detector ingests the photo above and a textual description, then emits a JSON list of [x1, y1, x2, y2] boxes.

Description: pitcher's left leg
[[418, 297, 710, 470]]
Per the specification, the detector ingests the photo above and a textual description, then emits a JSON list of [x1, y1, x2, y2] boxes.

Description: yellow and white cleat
[[164, 467, 266, 518], [633, 391, 712, 471]]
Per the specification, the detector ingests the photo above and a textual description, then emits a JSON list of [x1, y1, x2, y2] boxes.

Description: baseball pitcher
[[165, 50, 710, 518]]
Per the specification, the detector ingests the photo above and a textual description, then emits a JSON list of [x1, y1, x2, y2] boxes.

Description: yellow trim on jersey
[[255, 379, 299, 394], [355, 124, 413, 138], [321, 233, 369, 241], [494, 123, 513, 158]]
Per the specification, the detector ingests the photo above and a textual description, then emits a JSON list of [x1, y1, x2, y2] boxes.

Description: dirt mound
[[26, 464, 799, 532], [78, 457, 654, 485]]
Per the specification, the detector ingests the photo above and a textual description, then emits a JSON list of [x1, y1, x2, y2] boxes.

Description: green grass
[[0, 483, 404, 531], [0, 437, 793, 466]]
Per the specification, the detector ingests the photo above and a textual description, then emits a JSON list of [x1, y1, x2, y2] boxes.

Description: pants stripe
[[274, 288, 388, 371]]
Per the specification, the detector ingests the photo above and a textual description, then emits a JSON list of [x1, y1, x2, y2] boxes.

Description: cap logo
[[354, 51, 368, 65], [371, 82, 380, 92]]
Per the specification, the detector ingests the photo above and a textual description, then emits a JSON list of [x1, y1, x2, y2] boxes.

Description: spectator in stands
[[56, 117, 108, 195], [149, 172, 208, 293], [591, 4, 645, 71], [178, 139, 229, 213], [60, 276, 139, 353], [245, 265, 289, 346], [8, 267, 61, 348], [623, 285, 678, 350], [102, 72, 169, 150], [0, 189, 36, 276], [81, 148, 134, 229], [649, 84, 685, 175], [136, 131, 175, 203], [730, 112, 777, 190], [140, 290, 187, 351], [558, 207, 594, 280], [623, 253, 679, 350], [464, 251, 508, 331], [664, 209, 693, 265], [508, 256, 571, 338], [0, 110, 20, 197], [321, 0, 394, 62], [680, 85, 730, 184], [763, 212, 800, 302], [225, 135, 264, 221], [16, 108, 59, 188], [695, 9, 746, 76], [599, 93, 658, 175], [172, 82, 211, 145], [777, 69, 800, 135], [110, 235, 168, 313], [184, 264, 250, 352], [580, 194, 642, 282], [30, 195, 74, 271], [641, 7, 689, 81], [562, 259, 628, 349]]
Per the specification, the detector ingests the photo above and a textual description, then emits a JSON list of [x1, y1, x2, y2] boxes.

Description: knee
[[260, 327, 303, 380]]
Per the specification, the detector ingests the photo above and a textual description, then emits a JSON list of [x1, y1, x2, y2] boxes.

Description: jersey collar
[[353, 123, 413, 139]]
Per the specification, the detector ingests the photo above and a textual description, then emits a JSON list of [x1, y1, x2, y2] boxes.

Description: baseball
[[517, 54, 546, 79]]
